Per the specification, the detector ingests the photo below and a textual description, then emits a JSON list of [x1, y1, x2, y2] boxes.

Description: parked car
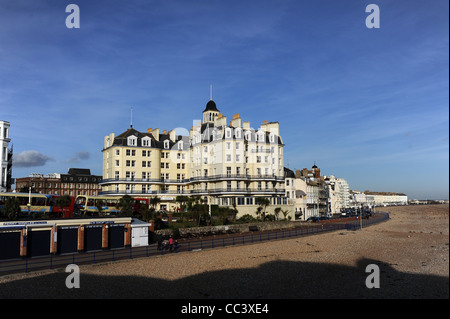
[[306, 217, 320, 223], [306, 216, 330, 223]]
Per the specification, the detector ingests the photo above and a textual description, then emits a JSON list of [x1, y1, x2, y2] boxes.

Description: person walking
[[169, 236, 174, 252]]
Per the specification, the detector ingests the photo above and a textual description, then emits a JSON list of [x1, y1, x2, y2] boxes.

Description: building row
[[351, 191, 408, 206], [15, 168, 102, 197], [3, 97, 408, 221]]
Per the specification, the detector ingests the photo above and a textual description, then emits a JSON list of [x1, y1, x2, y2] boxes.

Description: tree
[[1, 197, 21, 220], [175, 195, 189, 227], [116, 195, 134, 217], [141, 202, 157, 221], [281, 209, 290, 220], [187, 196, 208, 226], [255, 197, 270, 222], [95, 199, 104, 217], [274, 207, 281, 221], [149, 196, 161, 212]]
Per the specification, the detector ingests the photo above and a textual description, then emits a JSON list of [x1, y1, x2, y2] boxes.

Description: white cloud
[[13, 150, 54, 168]]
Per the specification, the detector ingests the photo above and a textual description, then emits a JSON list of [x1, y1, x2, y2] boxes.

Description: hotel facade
[[100, 99, 294, 219]]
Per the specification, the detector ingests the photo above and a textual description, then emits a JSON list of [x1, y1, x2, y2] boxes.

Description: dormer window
[[127, 136, 137, 146], [245, 131, 251, 141], [142, 137, 151, 147], [225, 128, 232, 139], [164, 140, 170, 149], [269, 133, 275, 143], [235, 128, 242, 139], [257, 131, 265, 142], [178, 141, 183, 150]]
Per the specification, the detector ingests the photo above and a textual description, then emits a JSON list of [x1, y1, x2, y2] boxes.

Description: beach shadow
[[0, 257, 448, 299]]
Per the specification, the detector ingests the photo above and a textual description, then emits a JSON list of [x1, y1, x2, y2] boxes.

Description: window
[[235, 128, 241, 139], [178, 141, 183, 150], [142, 137, 151, 147], [226, 128, 232, 138], [115, 149, 120, 156], [257, 131, 264, 142], [127, 136, 137, 146], [226, 154, 231, 162], [164, 140, 169, 149], [270, 133, 275, 143]]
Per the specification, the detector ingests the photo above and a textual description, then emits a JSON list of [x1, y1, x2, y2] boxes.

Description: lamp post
[[27, 186, 31, 216]]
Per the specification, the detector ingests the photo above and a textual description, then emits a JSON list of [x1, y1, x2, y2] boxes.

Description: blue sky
[[1, 0, 448, 200]]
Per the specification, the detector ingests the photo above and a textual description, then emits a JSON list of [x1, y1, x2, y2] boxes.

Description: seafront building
[[0, 121, 12, 193], [352, 191, 408, 206], [15, 168, 102, 196], [101, 99, 294, 219]]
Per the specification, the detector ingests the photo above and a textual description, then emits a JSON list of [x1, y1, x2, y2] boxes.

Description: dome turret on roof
[[203, 99, 219, 112]]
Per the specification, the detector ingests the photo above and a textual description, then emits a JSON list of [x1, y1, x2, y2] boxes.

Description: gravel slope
[[0, 204, 448, 299]]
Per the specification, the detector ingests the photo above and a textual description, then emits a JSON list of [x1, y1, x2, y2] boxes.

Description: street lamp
[[28, 186, 31, 216]]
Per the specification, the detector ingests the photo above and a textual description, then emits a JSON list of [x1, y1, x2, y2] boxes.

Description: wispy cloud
[[69, 151, 91, 163]]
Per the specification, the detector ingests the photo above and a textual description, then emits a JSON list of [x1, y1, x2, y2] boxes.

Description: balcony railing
[[99, 188, 286, 196], [100, 174, 285, 185]]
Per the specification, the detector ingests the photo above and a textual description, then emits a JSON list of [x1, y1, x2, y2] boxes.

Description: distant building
[[0, 121, 12, 192], [15, 168, 102, 196], [351, 190, 408, 206]]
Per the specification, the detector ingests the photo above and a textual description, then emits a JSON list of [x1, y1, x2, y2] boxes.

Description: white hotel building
[[101, 99, 294, 219]]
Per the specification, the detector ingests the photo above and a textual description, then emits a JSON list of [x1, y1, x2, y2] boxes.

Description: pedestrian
[[169, 236, 174, 252], [157, 236, 163, 250], [174, 239, 179, 253]]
